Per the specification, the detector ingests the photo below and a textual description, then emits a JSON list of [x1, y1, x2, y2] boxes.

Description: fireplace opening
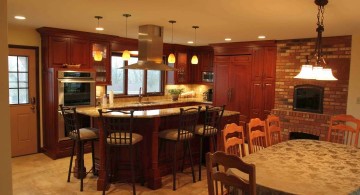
[[293, 84, 323, 113]]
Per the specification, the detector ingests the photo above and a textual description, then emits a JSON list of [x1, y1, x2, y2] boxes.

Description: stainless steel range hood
[[122, 25, 176, 71]]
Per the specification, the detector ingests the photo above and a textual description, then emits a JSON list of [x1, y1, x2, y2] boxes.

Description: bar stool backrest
[[202, 105, 225, 136], [59, 104, 81, 141], [177, 106, 201, 141], [98, 109, 135, 146]]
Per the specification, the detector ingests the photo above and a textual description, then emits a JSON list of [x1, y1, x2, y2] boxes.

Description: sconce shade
[[122, 50, 131, 61], [191, 55, 198, 64], [168, 53, 176, 63]]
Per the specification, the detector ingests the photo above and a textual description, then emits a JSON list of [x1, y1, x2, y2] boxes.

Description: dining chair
[[327, 114, 360, 147], [247, 118, 268, 154], [158, 106, 201, 190], [222, 123, 247, 157], [59, 104, 99, 192], [265, 114, 282, 146], [98, 109, 144, 195], [206, 151, 256, 195], [194, 105, 225, 181]]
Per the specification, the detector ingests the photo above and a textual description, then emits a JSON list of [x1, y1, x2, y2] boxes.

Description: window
[[108, 54, 164, 96], [8, 56, 29, 104]]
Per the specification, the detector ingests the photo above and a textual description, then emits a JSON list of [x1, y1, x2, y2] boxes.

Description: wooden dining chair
[[247, 118, 268, 154], [222, 123, 247, 157], [265, 115, 282, 146], [327, 114, 360, 147], [206, 151, 256, 195]]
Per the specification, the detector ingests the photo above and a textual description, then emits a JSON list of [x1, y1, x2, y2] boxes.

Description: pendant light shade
[[168, 53, 176, 63], [168, 20, 176, 64], [93, 51, 103, 61], [122, 14, 131, 61], [191, 26, 199, 65], [294, 0, 337, 81], [191, 55, 198, 64], [94, 16, 104, 31]]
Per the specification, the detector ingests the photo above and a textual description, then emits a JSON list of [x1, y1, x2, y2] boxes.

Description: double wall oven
[[58, 70, 96, 138]]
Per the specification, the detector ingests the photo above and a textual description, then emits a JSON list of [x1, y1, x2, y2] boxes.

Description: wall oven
[[58, 70, 96, 107]]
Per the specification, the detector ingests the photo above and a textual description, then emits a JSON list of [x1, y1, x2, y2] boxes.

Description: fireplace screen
[[293, 85, 323, 113]]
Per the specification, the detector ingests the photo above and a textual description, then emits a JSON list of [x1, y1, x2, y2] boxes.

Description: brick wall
[[273, 36, 351, 140]]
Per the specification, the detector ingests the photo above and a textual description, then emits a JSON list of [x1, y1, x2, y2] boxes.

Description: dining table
[[229, 139, 360, 195]]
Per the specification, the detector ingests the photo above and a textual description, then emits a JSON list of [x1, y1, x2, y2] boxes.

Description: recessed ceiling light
[[258, 35, 266, 39], [96, 27, 104, 31], [188, 41, 194, 44], [225, 38, 232, 41], [14, 15, 26, 20]]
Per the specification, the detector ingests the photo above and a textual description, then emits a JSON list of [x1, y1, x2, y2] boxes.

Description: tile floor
[[12, 153, 209, 195]]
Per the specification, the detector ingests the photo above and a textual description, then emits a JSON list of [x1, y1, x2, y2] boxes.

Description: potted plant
[[168, 88, 184, 101]]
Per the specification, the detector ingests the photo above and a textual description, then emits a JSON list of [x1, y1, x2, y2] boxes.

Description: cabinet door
[[176, 52, 188, 84], [262, 81, 275, 118], [214, 62, 230, 107], [249, 81, 263, 119], [263, 47, 276, 82], [49, 36, 70, 67], [228, 61, 251, 117], [70, 38, 90, 67], [251, 48, 264, 81], [90, 42, 111, 85]]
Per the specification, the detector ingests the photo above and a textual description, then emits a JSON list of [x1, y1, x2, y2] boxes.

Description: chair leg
[[67, 140, 75, 182], [187, 140, 196, 183], [181, 142, 188, 172], [198, 136, 203, 181], [91, 141, 96, 175], [79, 142, 84, 192], [103, 146, 110, 195], [173, 142, 177, 191], [130, 145, 136, 195], [136, 144, 145, 186]]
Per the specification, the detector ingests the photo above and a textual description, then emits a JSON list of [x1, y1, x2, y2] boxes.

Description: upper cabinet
[[91, 42, 111, 85]]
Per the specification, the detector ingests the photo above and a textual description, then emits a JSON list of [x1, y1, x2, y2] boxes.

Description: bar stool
[[158, 106, 201, 191], [194, 105, 225, 181], [98, 109, 143, 195], [59, 104, 99, 192]]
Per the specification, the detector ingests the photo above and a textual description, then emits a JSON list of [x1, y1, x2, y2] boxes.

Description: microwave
[[202, 71, 214, 82]]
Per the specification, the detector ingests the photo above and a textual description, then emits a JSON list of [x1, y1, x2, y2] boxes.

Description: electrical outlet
[[357, 97, 360, 104]]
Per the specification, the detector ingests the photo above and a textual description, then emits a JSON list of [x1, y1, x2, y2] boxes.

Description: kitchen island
[[76, 99, 240, 190]]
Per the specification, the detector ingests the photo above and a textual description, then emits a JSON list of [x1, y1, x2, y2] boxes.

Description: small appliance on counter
[[203, 89, 213, 101]]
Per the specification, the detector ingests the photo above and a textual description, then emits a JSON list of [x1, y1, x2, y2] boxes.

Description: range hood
[[122, 25, 176, 71]]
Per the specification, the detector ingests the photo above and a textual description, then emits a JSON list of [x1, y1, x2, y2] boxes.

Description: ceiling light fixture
[[294, 0, 337, 81], [258, 35, 266, 39], [191, 26, 199, 65], [168, 20, 176, 64], [225, 38, 232, 41], [14, 15, 26, 20], [122, 14, 131, 61], [94, 16, 104, 31]]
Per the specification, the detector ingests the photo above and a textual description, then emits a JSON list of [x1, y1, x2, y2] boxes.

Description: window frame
[[107, 53, 165, 97]]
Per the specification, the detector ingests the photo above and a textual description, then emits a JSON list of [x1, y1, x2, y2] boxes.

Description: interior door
[[8, 47, 38, 157]]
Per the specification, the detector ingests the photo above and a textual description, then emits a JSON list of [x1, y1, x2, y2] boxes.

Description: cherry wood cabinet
[[166, 52, 189, 84], [190, 47, 214, 84], [213, 55, 252, 118], [48, 36, 90, 68], [91, 42, 111, 85], [250, 47, 276, 120], [212, 41, 277, 121]]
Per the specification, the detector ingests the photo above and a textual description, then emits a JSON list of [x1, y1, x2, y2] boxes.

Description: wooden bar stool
[[59, 104, 99, 192], [194, 105, 225, 181], [98, 109, 143, 195], [158, 106, 201, 191]]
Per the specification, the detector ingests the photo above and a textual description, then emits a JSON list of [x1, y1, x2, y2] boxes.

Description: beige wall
[[1, 0, 13, 194], [347, 34, 360, 118]]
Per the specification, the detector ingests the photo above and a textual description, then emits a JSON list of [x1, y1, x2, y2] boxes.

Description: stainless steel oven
[[58, 70, 96, 139], [58, 70, 96, 107]]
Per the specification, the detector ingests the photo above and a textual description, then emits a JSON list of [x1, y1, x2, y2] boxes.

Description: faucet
[[138, 87, 143, 103]]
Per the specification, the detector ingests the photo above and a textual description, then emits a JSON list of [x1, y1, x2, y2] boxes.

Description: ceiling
[[7, 0, 360, 46]]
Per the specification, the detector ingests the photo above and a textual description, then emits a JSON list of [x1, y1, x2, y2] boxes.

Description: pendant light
[[93, 16, 105, 61], [122, 14, 131, 61], [191, 26, 199, 65], [294, 0, 337, 81], [168, 20, 176, 64]]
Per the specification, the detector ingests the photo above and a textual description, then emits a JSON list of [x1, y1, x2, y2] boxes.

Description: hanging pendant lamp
[[122, 14, 131, 61], [191, 26, 199, 65], [294, 0, 337, 81], [93, 16, 105, 61], [168, 20, 176, 64]]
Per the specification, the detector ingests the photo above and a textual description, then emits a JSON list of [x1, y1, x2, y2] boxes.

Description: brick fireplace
[[272, 36, 351, 141]]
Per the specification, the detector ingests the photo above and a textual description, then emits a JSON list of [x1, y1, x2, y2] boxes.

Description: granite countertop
[[76, 98, 239, 118]]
